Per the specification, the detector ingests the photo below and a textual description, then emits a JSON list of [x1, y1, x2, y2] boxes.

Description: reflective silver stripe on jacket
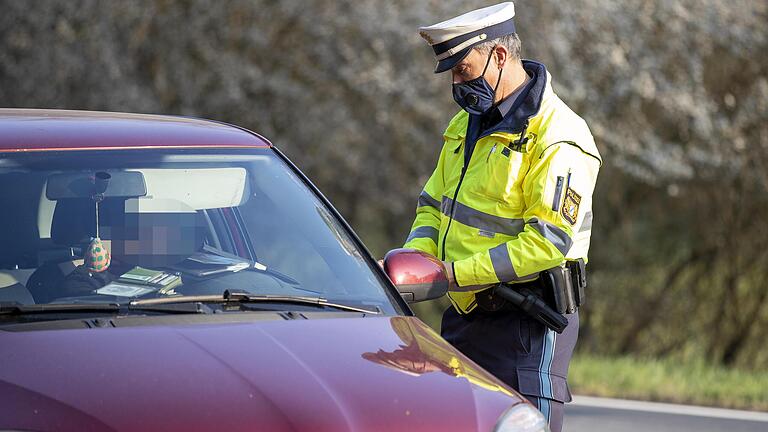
[[440, 196, 526, 237], [489, 243, 539, 283], [526, 218, 573, 256], [417, 191, 441, 209], [406, 226, 439, 244], [490, 243, 518, 282], [579, 211, 593, 232]]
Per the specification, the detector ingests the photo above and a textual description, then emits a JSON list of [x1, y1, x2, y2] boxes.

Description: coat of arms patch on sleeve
[[561, 187, 581, 225]]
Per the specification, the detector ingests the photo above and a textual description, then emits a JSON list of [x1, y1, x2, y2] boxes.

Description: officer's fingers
[[441, 261, 454, 281], [377, 259, 384, 268]]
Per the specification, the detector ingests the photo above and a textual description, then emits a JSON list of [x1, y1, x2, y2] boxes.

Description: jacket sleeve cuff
[[452, 250, 499, 287]]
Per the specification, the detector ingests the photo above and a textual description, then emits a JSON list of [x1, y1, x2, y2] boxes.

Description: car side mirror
[[383, 248, 448, 303]]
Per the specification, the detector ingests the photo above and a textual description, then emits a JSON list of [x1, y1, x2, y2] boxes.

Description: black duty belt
[[474, 280, 542, 313], [473, 260, 587, 334]]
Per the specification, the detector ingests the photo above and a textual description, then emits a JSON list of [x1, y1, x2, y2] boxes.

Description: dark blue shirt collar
[[473, 60, 548, 135], [497, 71, 532, 118]]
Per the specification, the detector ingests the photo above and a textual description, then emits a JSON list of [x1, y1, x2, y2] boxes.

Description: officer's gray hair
[[474, 33, 522, 62]]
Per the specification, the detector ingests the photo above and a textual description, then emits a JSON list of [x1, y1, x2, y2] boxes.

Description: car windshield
[[0, 148, 400, 315]]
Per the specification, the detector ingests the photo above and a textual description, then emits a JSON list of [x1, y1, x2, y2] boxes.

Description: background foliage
[[2, 0, 767, 369]]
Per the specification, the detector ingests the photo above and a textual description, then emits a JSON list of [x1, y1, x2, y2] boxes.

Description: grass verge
[[568, 354, 768, 411]]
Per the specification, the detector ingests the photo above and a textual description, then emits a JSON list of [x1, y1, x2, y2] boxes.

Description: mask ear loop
[[479, 46, 496, 78], [493, 64, 504, 94], [483, 46, 504, 105]]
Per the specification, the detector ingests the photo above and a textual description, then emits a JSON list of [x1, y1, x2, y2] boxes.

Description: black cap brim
[[434, 47, 473, 74]]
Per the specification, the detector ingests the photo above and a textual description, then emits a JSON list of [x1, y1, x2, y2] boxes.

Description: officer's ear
[[493, 45, 508, 69]]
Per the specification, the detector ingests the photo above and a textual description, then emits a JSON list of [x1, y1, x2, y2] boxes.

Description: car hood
[[0, 315, 523, 431]]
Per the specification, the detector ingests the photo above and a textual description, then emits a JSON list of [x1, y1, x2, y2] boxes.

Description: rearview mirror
[[383, 248, 448, 303], [46, 171, 147, 200]]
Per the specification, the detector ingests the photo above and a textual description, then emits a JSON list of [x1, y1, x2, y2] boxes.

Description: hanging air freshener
[[86, 172, 112, 273], [85, 237, 110, 273]]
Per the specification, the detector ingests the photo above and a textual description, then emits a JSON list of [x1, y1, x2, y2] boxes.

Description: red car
[[0, 109, 548, 431]]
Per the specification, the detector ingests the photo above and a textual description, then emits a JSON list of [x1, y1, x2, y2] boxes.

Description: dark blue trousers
[[441, 306, 579, 432]]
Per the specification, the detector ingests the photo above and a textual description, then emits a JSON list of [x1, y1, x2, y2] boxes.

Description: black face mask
[[452, 48, 504, 115]]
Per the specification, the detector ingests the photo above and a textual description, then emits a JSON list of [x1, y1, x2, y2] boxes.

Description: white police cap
[[419, 2, 516, 73]]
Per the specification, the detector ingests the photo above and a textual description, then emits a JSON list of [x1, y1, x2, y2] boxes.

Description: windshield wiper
[[0, 301, 213, 317], [130, 290, 380, 315], [0, 302, 120, 315]]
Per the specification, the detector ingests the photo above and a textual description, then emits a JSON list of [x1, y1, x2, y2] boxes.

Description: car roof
[[0, 109, 272, 152]]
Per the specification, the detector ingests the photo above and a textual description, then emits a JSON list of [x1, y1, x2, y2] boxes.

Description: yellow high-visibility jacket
[[404, 61, 601, 314]]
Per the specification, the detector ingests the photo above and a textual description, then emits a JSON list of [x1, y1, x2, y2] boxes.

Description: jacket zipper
[[486, 144, 497, 163], [441, 163, 469, 260], [439, 124, 528, 261]]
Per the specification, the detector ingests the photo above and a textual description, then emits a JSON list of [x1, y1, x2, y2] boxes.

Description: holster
[[540, 259, 587, 315], [478, 259, 588, 333], [494, 283, 570, 333]]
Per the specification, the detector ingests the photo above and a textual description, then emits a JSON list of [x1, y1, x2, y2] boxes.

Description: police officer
[[402, 3, 601, 431]]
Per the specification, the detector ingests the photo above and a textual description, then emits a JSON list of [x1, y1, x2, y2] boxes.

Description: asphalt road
[[563, 396, 768, 432]]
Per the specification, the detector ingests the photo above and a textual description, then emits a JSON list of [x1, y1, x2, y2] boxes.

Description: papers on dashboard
[[95, 267, 182, 298], [96, 283, 156, 298]]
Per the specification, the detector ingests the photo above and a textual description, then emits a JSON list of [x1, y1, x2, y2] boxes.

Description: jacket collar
[[476, 59, 549, 136]]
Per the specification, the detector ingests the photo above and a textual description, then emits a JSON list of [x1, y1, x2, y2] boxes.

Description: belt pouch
[[541, 269, 567, 314], [567, 259, 587, 307], [562, 268, 577, 314]]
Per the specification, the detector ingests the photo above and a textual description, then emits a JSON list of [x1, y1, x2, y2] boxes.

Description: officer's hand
[[441, 261, 461, 292], [441, 261, 455, 283]]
